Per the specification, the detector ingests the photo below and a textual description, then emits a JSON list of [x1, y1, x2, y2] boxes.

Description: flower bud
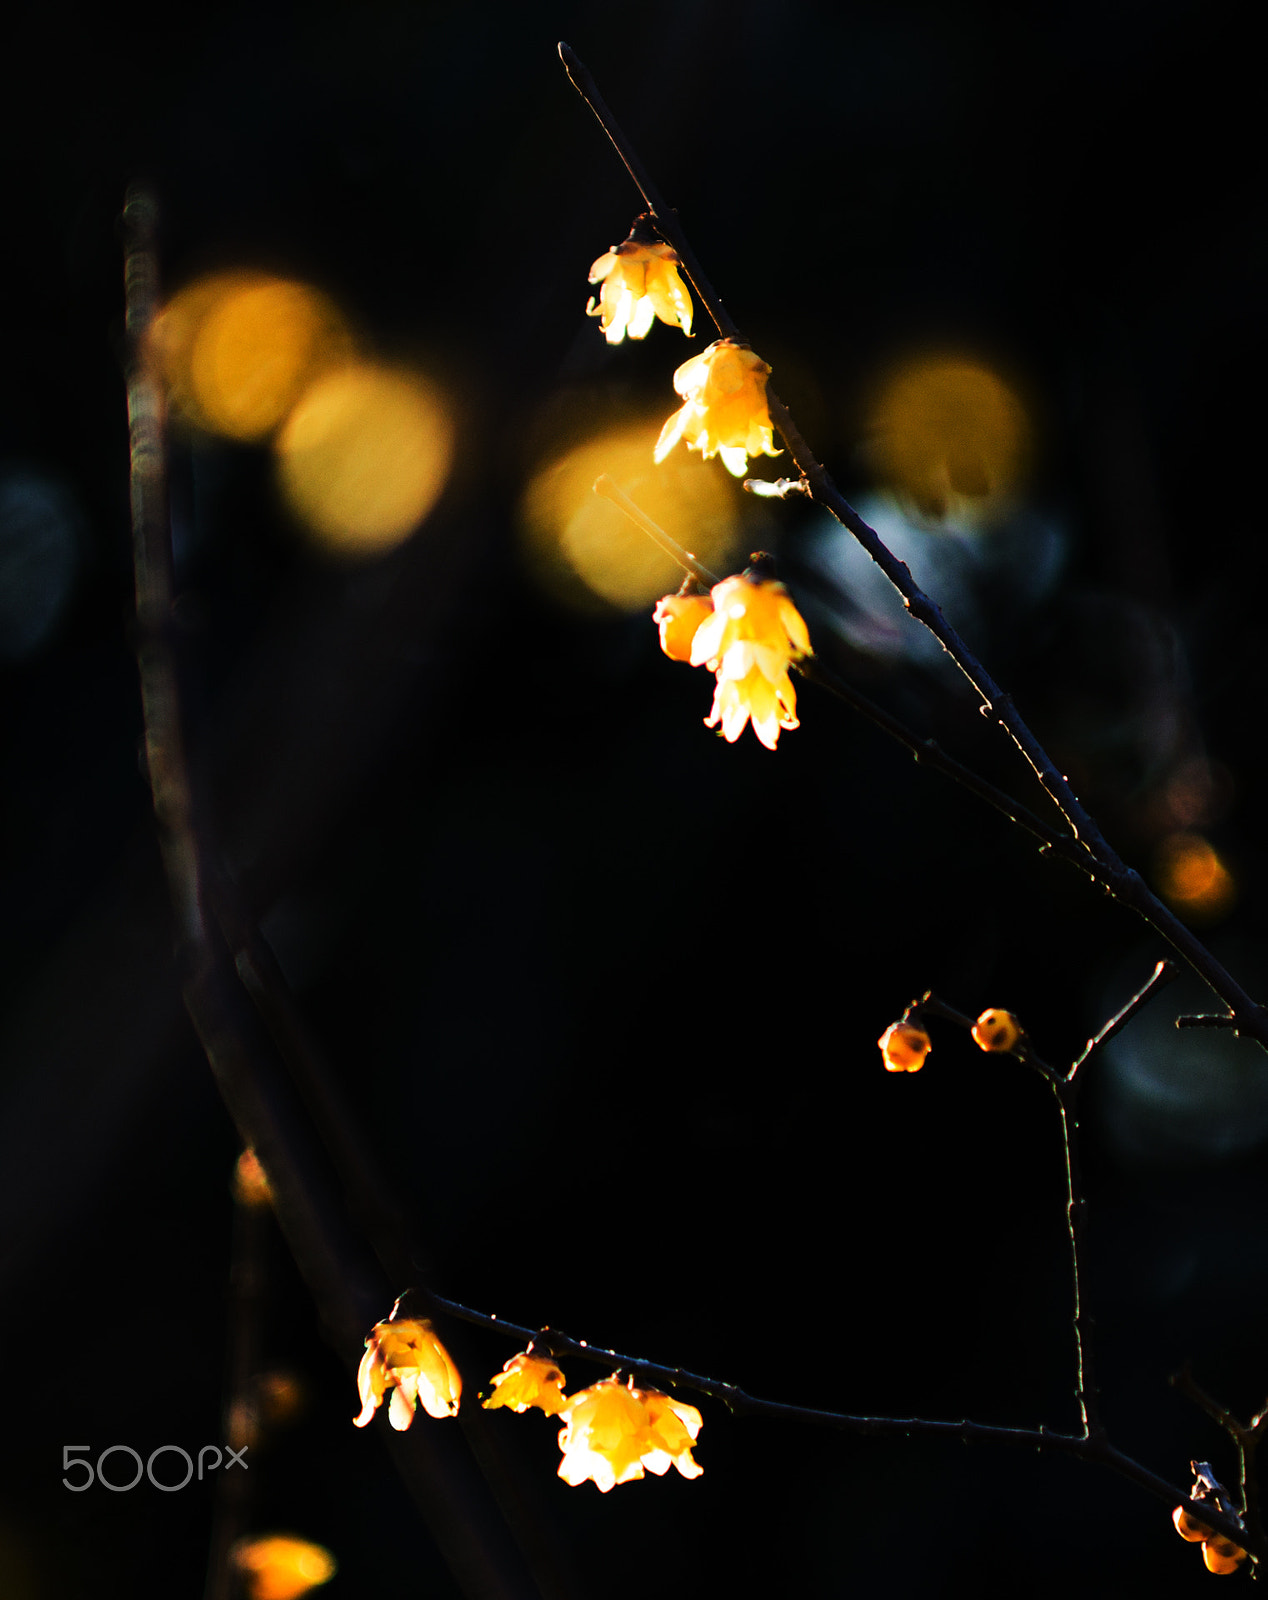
[[878, 1021, 931, 1073], [652, 592, 714, 663], [970, 1009, 1023, 1053]]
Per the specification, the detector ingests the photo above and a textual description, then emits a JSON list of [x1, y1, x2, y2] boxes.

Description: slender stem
[[1069, 960, 1178, 1082], [594, 474, 717, 586], [430, 1291, 1255, 1557], [1052, 1086, 1099, 1437], [560, 46, 1268, 1052]]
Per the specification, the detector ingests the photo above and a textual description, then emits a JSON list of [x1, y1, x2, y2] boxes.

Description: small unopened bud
[[970, 1009, 1024, 1053], [878, 1021, 932, 1073]]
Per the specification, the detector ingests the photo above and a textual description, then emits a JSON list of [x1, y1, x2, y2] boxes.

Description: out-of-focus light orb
[[0, 471, 83, 660], [521, 419, 738, 610], [153, 273, 352, 441], [868, 355, 1031, 522], [274, 363, 453, 555], [231, 1535, 336, 1600], [1155, 831, 1236, 921]]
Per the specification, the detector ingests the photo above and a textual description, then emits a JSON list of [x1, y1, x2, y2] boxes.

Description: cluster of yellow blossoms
[[653, 568, 811, 750], [354, 1319, 703, 1491], [583, 225, 805, 745], [584, 228, 780, 480]]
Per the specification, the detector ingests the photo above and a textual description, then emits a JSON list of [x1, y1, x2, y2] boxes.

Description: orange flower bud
[[1203, 1536, 1248, 1575], [1172, 1504, 1248, 1573], [652, 592, 714, 663], [878, 1021, 931, 1073], [1173, 1506, 1212, 1542], [970, 1009, 1023, 1053]]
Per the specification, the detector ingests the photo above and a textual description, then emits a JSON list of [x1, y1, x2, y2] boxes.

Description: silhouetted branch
[[559, 43, 1268, 1052]]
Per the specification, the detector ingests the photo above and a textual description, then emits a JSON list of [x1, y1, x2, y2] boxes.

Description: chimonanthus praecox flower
[[556, 1375, 703, 1492], [482, 1350, 569, 1416], [587, 226, 693, 345], [354, 1316, 461, 1430], [652, 590, 714, 663], [689, 570, 811, 750], [654, 339, 781, 478]]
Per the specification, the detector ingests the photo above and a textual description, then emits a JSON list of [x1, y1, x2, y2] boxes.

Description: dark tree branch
[[123, 185, 556, 1600], [558, 44, 1268, 1051]]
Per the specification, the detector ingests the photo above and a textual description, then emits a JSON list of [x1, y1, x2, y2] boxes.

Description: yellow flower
[[353, 1316, 461, 1430], [654, 339, 781, 477], [704, 645, 800, 750], [652, 591, 714, 663], [689, 573, 810, 671], [689, 571, 811, 750], [878, 1021, 931, 1072], [970, 1009, 1024, 1053], [587, 234, 693, 344], [1173, 1506, 1248, 1575], [231, 1535, 337, 1600], [482, 1350, 569, 1416], [556, 1375, 703, 1492]]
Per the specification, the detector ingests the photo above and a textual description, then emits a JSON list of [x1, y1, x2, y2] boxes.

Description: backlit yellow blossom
[[970, 1009, 1023, 1053], [689, 571, 811, 750], [705, 644, 800, 750], [690, 573, 810, 671], [654, 339, 781, 477], [587, 235, 693, 344], [353, 1316, 461, 1430], [652, 591, 714, 663], [878, 1021, 931, 1072], [482, 1350, 569, 1417], [1173, 1506, 1248, 1575], [557, 1375, 703, 1492], [231, 1535, 337, 1600]]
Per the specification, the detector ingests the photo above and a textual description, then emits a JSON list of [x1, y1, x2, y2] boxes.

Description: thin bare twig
[[428, 1290, 1255, 1557]]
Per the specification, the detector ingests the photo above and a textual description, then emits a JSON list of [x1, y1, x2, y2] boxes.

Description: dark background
[[2, 0, 1266, 1595]]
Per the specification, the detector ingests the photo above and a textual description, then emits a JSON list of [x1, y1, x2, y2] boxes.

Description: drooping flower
[[587, 230, 693, 344], [689, 570, 811, 750], [970, 1009, 1024, 1054], [231, 1535, 337, 1600], [482, 1350, 569, 1417], [704, 643, 800, 750], [654, 339, 781, 478], [652, 591, 714, 663], [690, 572, 811, 673], [878, 1021, 931, 1073], [1173, 1506, 1249, 1575], [354, 1316, 461, 1430], [556, 1375, 703, 1492]]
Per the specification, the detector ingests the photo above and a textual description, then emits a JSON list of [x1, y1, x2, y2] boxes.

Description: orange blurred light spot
[[152, 273, 352, 441], [521, 419, 738, 610], [868, 355, 1030, 521], [232, 1535, 337, 1600], [275, 364, 453, 554], [1155, 832, 1236, 919]]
